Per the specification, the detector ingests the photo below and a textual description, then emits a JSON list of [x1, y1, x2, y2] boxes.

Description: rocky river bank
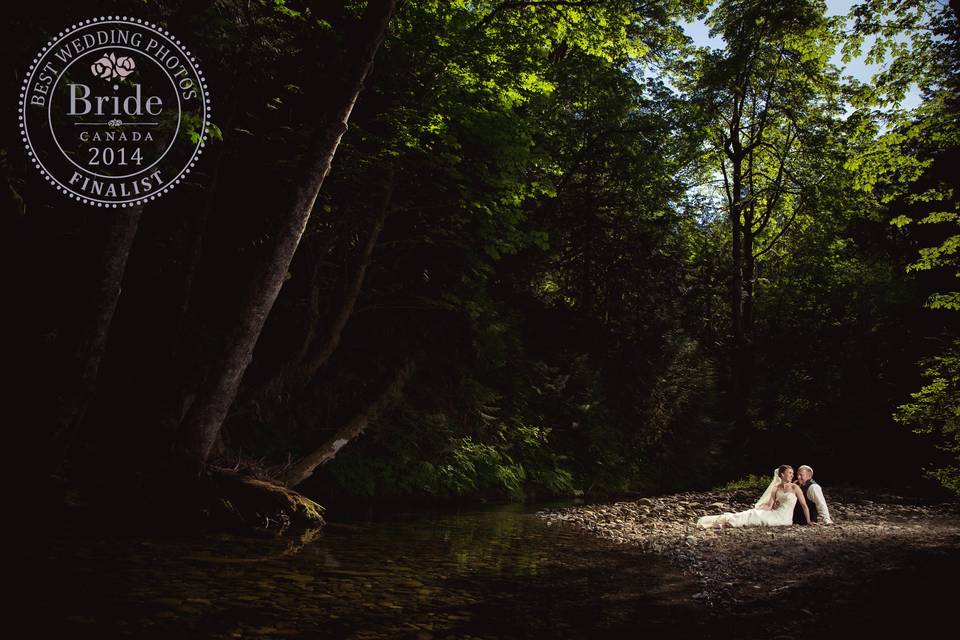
[[537, 487, 960, 637]]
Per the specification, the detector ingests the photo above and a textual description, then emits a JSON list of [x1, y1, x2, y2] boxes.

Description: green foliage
[[894, 340, 960, 495], [88, 0, 957, 499], [843, 1, 959, 492], [843, 2, 959, 305], [248, 0, 958, 499], [843, 0, 958, 108], [324, 396, 577, 501], [299, 0, 716, 500], [714, 473, 771, 493], [443, 436, 527, 499], [927, 292, 960, 311]]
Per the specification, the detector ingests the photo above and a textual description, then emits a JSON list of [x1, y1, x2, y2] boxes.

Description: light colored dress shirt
[[806, 482, 833, 524]]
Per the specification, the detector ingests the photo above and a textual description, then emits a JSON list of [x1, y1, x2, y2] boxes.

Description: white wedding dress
[[697, 489, 797, 529]]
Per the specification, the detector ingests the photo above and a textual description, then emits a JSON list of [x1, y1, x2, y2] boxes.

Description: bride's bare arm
[[757, 492, 776, 511], [794, 485, 811, 524]]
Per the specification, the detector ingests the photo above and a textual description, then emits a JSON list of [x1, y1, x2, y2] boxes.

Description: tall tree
[[48, 206, 143, 474], [173, 0, 399, 478], [683, 0, 842, 430]]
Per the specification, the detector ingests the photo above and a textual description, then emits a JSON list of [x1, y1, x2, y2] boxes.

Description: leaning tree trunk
[[291, 162, 396, 384], [236, 169, 393, 417], [49, 205, 144, 474], [240, 160, 396, 413], [173, 0, 398, 478], [169, 11, 265, 364], [280, 356, 418, 488]]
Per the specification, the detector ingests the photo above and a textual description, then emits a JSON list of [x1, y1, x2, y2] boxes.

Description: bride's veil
[[754, 468, 781, 509]]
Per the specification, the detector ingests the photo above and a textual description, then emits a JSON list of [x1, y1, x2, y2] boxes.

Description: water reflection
[[35, 502, 705, 638]]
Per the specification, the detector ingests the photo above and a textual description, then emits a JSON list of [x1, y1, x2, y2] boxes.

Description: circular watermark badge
[[19, 16, 211, 207]]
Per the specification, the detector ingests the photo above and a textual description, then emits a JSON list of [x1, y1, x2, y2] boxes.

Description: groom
[[793, 465, 833, 525]]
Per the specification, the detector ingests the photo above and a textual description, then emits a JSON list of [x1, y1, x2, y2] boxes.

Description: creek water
[[34, 500, 707, 638]]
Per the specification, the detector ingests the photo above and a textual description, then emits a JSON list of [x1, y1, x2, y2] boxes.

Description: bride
[[697, 465, 811, 529]]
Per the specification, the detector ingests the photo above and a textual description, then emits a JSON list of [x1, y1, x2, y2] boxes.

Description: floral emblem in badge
[[19, 16, 211, 207]]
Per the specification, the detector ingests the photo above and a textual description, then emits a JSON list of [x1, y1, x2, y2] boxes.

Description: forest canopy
[[5, 0, 958, 511]]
